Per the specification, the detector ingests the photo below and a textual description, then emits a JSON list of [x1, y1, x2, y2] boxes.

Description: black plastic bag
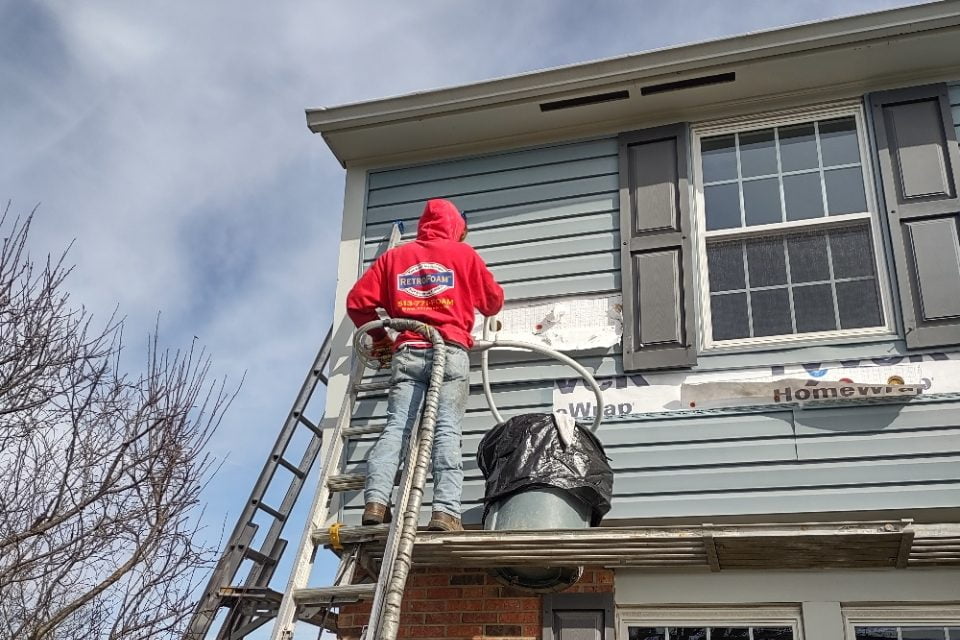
[[477, 413, 613, 526]]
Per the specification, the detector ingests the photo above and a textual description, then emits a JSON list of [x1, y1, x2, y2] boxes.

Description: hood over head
[[416, 199, 466, 241]]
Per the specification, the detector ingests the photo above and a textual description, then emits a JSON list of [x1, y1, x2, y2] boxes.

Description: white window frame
[[690, 101, 896, 352], [618, 606, 803, 640], [843, 605, 960, 639]]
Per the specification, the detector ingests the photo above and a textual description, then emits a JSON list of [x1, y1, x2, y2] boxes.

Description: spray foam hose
[[353, 317, 605, 639], [479, 316, 604, 432], [354, 319, 444, 640]]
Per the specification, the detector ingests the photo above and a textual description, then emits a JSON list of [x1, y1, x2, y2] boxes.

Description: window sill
[[691, 332, 906, 373]]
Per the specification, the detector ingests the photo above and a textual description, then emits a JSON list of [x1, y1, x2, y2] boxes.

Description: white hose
[[477, 316, 604, 432]]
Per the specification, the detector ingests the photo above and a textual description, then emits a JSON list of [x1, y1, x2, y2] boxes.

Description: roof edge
[[306, 1, 960, 135]]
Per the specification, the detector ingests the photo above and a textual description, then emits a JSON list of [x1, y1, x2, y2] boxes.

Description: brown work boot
[[362, 502, 392, 525], [427, 511, 463, 532]]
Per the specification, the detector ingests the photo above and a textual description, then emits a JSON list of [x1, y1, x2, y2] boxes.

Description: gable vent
[[540, 90, 630, 112], [640, 72, 736, 96]]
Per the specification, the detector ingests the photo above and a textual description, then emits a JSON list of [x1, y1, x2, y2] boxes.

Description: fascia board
[[306, 0, 960, 136]]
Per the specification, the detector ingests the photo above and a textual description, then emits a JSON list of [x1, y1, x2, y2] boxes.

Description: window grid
[[853, 624, 960, 640], [700, 119, 866, 228], [694, 104, 891, 349], [702, 161, 862, 187], [822, 229, 844, 330], [772, 127, 799, 334], [708, 228, 880, 339], [627, 626, 795, 640], [712, 272, 875, 295]]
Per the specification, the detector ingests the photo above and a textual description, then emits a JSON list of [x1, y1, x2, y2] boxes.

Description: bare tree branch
[[0, 205, 236, 639]]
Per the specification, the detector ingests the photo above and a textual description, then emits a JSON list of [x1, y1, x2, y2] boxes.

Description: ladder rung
[[327, 474, 366, 492], [218, 586, 283, 603], [244, 547, 278, 566], [256, 502, 287, 521], [294, 583, 377, 606], [276, 455, 308, 479], [354, 380, 391, 393], [295, 413, 322, 435], [342, 424, 385, 438]]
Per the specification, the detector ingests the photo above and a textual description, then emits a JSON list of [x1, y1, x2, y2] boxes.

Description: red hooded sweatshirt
[[346, 199, 504, 350]]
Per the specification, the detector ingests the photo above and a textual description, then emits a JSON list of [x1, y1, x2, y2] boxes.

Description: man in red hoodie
[[346, 199, 504, 531]]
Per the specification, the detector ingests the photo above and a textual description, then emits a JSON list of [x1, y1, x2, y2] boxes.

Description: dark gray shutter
[[542, 593, 614, 640], [618, 123, 696, 370], [869, 83, 960, 348]]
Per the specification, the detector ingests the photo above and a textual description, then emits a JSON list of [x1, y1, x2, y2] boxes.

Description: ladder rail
[[268, 355, 364, 639], [187, 326, 333, 639], [268, 222, 405, 640], [362, 319, 445, 640]]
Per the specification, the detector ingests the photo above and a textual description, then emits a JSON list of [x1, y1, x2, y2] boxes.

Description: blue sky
[[0, 0, 931, 635]]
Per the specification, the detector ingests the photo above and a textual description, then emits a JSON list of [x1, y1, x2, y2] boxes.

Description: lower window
[[853, 626, 960, 640], [628, 628, 793, 640], [621, 609, 800, 640], [845, 606, 960, 640]]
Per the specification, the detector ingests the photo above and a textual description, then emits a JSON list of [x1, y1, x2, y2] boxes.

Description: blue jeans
[[364, 345, 469, 517]]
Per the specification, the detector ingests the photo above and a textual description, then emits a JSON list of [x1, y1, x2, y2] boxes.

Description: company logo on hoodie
[[397, 262, 455, 298]]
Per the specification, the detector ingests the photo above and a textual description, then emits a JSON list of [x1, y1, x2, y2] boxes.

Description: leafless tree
[[0, 205, 233, 639]]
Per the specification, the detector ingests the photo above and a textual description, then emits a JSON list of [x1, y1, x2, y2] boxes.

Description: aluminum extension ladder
[[185, 223, 405, 640], [268, 316, 447, 640]]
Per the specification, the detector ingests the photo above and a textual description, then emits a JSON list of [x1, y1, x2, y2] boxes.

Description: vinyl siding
[[339, 84, 960, 526]]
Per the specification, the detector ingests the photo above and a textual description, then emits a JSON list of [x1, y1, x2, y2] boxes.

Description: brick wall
[[337, 567, 614, 639]]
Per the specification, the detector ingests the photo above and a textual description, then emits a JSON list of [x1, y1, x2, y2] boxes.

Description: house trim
[[307, 3, 960, 133], [306, 3, 960, 167]]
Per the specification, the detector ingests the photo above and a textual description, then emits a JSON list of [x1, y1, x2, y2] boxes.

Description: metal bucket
[[483, 487, 590, 592]]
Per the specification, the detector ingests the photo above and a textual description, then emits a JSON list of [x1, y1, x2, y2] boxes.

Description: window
[[620, 609, 801, 640], [845, 606, 960, 640], [691, 104, 893, 350], [627, 626, 794, 639], [853, 627, 960, 639], [617, 84, 960, 371]]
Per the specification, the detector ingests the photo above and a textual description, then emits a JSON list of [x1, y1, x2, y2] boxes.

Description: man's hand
[[370, 336, 394, 369]]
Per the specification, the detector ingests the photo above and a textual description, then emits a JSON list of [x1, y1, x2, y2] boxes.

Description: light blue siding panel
[[362, 215, 618, 265], [367, 156, 618, 207], [478, 231, 619, 265], [797, 428, 960, 460], [345, 435, 798, 472], [350, 409, 536, 438], [350, 410, 794, 445], [462, 355, 623, 385], [339, 482, 960, 526], [340, 463, 960, 522], [794, 401, 960, 435], [501, 272, 619, 301], [599, 412, 794, 447], [353, 384, 553, 420], [365, 174, 618, 225], [953, 105, 960, 125], [615, 456, 960, 496], [365, 192, 618, 238], [358, 353, 625, 391], [341, 456, 960, 501], [367, 138, 618, 190], [608, 482, 960, 520], [492, 253, 618, 284]]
